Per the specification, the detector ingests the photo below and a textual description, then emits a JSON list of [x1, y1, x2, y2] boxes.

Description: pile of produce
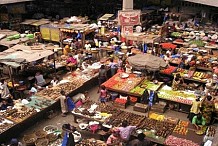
[[130, 86, 145, 95], [6, 34, 20, 41], [171, 32, 182, 37], [140, 80, 163, 91], [161, 66, 177, 75], [165, 135, 199, 146], [138, 118, 175, 138], [0, 117, 14, 134], [114, 98, 127, 104], [149, 113, 165, 121], [97, 104, 121, 115], [174, 39, 184, 43], [105, 111, 144, 127], [1, 107, 36, 123], [189, 40, 205, 47], [192, 71, 210, 80], [36, 88, 62, 100], [173, 121, 189, 135]]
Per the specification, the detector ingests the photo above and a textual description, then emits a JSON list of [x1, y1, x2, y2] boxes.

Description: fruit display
[[158, 85, 196, 105], [171, 32, 182, 37], [161, 66, 177, 75], [189, 40, 205, 47], [0, 117, 15, 134], [165, 135, 199, 146], [130, 86, 145, 95], [114, 98, 127, 104], [103, 73, 143, 92], [174, 39, 184, 43], [149, 113, 165, 121], [173, 125, 188, 135]]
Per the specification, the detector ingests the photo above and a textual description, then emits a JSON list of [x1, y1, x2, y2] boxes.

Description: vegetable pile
[[165, 135, 199, 146]]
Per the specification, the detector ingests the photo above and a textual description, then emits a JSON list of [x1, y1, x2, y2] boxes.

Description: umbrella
[[127, 54, 167, 71]]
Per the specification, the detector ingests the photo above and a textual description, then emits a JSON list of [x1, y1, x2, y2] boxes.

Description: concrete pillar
[[122, 0, 133, 10]]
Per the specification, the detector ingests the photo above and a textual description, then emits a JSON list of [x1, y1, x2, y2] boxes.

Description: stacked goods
[[161, 66, 177, 75], [165, 135, 199, 146], [36, 88, 62, 100], [173, 121, 189, 135], [206, 126, 216, 137], [0, 117, 14, 134], [192, 72, 210, 80], [76, 139, 106, 146], [149, 113, 165, 121], [171, 32, 182, 37]]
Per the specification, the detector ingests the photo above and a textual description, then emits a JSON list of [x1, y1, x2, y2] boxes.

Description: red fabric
[[161, 43, 177, 49]]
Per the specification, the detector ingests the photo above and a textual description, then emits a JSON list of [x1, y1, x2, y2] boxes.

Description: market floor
[[17, 85, 190, 142]]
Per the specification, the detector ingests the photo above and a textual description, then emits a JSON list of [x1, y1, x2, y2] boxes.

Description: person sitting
[[8, 138, 23, 146], [192, 113, 206, 130], [0, 99, 9, 110], [35, 72, 46, 86], [66, 54, 77, 71], [129, 133, 152, 146], [50, 76, 59, 87], [106, 128, 122, 146], [75, 91, 90, 107]]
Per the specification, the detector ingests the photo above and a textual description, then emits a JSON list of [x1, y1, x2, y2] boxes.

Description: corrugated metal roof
[[183, 0, 218, 7], [0, 0, 33, 4]]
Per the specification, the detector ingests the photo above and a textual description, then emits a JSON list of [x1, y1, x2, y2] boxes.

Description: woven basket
[[23, 134, 37, 146], [46, 133, 58, 142], [35, 138, 49, 146], [34, 130, 47, 139]]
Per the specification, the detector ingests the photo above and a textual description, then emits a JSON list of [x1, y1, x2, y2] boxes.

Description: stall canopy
[[127, 54, 167, 71], [98, 14, 114, 21], [0, 0, 33, 4], [183, 0, 218, 7], [0, 44, 54, 68], [124, 33, 161, 44]]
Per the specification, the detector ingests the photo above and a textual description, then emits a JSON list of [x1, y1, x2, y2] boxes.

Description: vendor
[[108, 58, 118, 77], [35, 72, 46, 86], [0, 79, 10, 100], [192, 113, 206, 130], [188, 97, 201, 122], [129, 133, 152, 146], [0, 99, 9, 110], [172, 73, 186, 90]]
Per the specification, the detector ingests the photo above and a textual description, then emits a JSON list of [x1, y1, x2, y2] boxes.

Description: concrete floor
[[17, 85, 189, 143]]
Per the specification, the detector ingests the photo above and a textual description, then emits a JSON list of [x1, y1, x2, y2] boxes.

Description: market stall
[[102, 72, 144, 97]]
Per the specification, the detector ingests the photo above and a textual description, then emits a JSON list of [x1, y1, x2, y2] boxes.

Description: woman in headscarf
[[201, 95, 215, 125]]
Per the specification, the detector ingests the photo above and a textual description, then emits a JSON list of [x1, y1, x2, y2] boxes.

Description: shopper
[[35, 72, 46, 86], [99, 85, 108, 104], [188, 97, 201, 122], [106, 128, 122, 146], [108, 58, 118, 77], [129, 133, 151, 146], [0, 99, 9, 110], [119, 120, 136, 143], [98, 65, 107, 92], [201, 95, 215, 125], [58, 90, 68, 117], [61, 124, 76, 146], [192, 113, 206, 130]]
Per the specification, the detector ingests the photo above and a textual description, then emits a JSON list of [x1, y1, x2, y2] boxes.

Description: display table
[[158, 85, 196, 113], [102, 72, 144, 97]]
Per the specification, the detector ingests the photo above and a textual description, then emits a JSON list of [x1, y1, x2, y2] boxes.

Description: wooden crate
[[133, 103, 148, 113], [113, 102, 127, 109], [151, 104, 167, 113]]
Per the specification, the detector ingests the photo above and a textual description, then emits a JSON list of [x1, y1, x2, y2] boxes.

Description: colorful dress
[[201, 101, 215, 125]]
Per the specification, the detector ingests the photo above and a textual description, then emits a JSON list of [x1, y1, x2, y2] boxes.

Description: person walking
[[58, 90, 68, 117]]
